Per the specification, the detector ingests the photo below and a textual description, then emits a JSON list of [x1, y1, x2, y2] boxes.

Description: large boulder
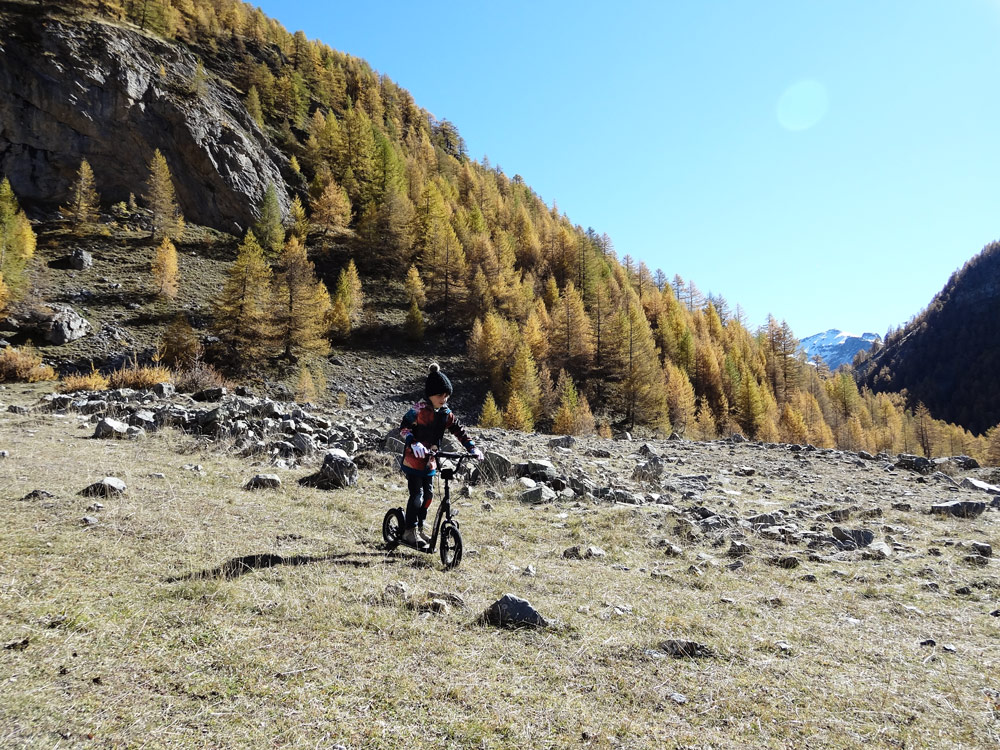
[[479, 594, 548, 629], [299, 449, 358, 490]]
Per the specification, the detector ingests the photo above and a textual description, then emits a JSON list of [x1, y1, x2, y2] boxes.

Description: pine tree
[[159, 314, 203, 369], [211, 231, 273, 366], [288, 195, 308, 242], [144, 149, 184, 241], [404, 300, 424, 341], [312, 180, 352, 236], [151, 237, 179, 298], [246, 85, 264, 127], [272, 236, 332, 360], [549, 281, 594, 374], [63, 159, 101, 234], [254, 183, 285, 258], [507, 342, 542, 420], [479, 392, 503, 428], [0, 178, 36, 309], [405, 264, 426, 308], [502, 392, 534, 432]]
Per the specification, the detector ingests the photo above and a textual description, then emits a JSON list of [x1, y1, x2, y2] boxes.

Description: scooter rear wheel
[[439, 523, 463, 570], [382, 508, 404, 549]]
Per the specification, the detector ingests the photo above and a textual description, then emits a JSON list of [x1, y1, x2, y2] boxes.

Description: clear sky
[[253, 0, 1000, 339]]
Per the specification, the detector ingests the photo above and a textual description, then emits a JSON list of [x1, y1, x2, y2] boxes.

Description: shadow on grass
[[166, 549, 393, 582]]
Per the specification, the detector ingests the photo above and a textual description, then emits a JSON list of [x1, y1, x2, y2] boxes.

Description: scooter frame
[[382, 451, 471, 569]]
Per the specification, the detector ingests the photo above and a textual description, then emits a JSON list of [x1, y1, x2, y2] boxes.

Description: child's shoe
[[418, 525, 433, 544], [402, 527, 422, 547]]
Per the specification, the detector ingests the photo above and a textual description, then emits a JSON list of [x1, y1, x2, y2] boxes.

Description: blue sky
[[254, 0, 1000, 339]]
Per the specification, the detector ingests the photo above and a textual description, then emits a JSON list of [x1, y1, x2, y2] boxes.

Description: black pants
[[405, 474, 434, 529]]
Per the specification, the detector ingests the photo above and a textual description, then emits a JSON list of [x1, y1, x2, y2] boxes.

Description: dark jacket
[[399, 400, 475, 476]]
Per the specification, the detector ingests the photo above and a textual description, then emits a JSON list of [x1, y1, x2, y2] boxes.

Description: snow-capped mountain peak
[[799, 329, 880, 370]]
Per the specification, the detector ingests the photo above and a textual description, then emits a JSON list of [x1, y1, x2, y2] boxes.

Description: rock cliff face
[[0, 4, 289, 231]]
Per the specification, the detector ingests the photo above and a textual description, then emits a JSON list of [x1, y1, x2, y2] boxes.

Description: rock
[[19, 489, 54, 501], [81, 516, 99, 526], [895, 454, 934, 474], [519, 484, 556, 505], [584, 546, 607, 559], [482, 451, 516, 482], [79, 477, 126, 497], [563, 545, 583, 559], [971, 542, 992, 558], [959, 477, 1000, 494], [548, 435, 576, 449], [298, 449, 359, 490], [245, 474, 281, 490], [479, 594, 548, 628], [44, 305, 91, 345], [768, 555, 800, 569], [69, 248, 93, 269], [963, 555, 989, 568], [930, 500, 986, 519], [734, 466, 756, 477], [832, 526, 875, 548], [632, 456, 665, 483], [192, 387, 228, 402], [152, 382, 175, 398], [727, 541, 752, 558], [661, 639, 714, 658], [862, 541, 892, 560]]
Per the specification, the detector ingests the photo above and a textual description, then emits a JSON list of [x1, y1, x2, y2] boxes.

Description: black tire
[[382, 508, 404, 548], [439, 523, 463, 570]]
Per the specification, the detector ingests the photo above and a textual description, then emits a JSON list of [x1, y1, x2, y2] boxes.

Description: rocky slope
[[0, 1, 290, 230]]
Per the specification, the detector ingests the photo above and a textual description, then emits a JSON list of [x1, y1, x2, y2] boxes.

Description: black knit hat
[[425, 362, 453, 399]]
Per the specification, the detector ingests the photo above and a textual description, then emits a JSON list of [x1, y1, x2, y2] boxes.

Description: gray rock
[[895, 454, 933, 474], [45, 305, 91, 345], [661, 639, 715, 658], [727, 541, 752, 558], [632, 456, 666, 482], [519, 484, 556, 505], [832, 526, 875, 548], [299, 449, 359, 490], [93, 417, 129, 439], [245, 474, 281, 490], [479, 593, 548, 628], [862, 541, 892, 560], [482, 451, 515, 482], [930, 500, 986, 519], [69, 248, 93, 269], [971, 542, 992, 557], [959, 477, 1000, 494], [79, 477, 126, 497]]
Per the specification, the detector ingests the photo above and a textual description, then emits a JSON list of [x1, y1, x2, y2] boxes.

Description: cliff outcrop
[[0, 2, 289, 230]]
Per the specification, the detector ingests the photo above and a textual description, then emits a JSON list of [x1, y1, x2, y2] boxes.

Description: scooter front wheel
[[382, 508, 404, 549], [439, 523, 463, 570]]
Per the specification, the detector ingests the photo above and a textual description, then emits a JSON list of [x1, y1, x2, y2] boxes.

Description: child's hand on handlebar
[[470, 447, 484, 461], [411, 442, 428, 459]]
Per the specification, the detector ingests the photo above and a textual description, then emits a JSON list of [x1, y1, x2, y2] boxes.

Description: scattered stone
[[862, 541, 892, 560], [519, 484, 556, 505], [895, 454, 934, 474], [963, 555, 989, 568], [727, 541, 752, 558], [891, 502, 912, 512], [522, 565, 536, 577], [734, 466, 755, 477], [479, 593, 548, 628], [955, 586, 972, 595], [769, 555, 800, 569], [79, 477, 126, 497], [245, 474, 281, 490], [971, 542, 992, 558], [919, 639, 936, 647], [4, 637, 29, 651], [69, 248, 93, 269], [19, 489, 54, 501], [81, 516, 99, 526], [669, 692, 687, 705], [801, 574, 818, 583], [930, 500, 986, 519], [661, 639, 714, 658], [959, 477, 1000, 494], [832, 526, 875, 548]]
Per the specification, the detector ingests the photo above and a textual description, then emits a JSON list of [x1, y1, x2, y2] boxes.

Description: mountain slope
[[799, 329, 879, 370], [857, 240, 1000, 434]]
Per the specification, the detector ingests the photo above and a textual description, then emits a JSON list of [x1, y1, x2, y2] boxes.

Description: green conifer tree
[[211, 231, 274, 366]]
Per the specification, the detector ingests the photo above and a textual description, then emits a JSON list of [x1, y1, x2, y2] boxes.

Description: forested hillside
[[857, 241, 1000, 436], [1, 0, 996, 461]]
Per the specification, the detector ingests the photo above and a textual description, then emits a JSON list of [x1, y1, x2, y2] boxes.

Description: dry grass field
[[1, 387, 998, 749]]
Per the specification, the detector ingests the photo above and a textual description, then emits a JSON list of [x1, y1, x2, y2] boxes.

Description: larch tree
[[246, 85, 264, 127], [271, 236, 332, 360], [63, 159, 101, 234], [507, 342, 542, 421], [405, 264, 426, 308], [288, 195, 309, 242], [502, 391, 533, 432], [144, 149, 184, 241], [478, 392, 503, 428], [211, 231, 274, 366], [311, 180, 352, 237], [664, 360, 697, 436], [253, 183, 285, 258], [548, 281, 594, 375], [151, 237, 179, 298], [614, 294, 669, 431], [423, 219, 467, 316], [159, 314, 202, 369], [0, 178, 36, 311], [333, 259, 364, 323]]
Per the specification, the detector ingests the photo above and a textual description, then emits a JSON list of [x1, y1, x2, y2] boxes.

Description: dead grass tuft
[[108, 362, 171, 389], [0, 345, 56, 382], [57, 367, 110, 392]]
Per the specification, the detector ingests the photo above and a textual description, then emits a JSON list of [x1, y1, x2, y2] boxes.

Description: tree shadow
[[165, 549, 394, 582]]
